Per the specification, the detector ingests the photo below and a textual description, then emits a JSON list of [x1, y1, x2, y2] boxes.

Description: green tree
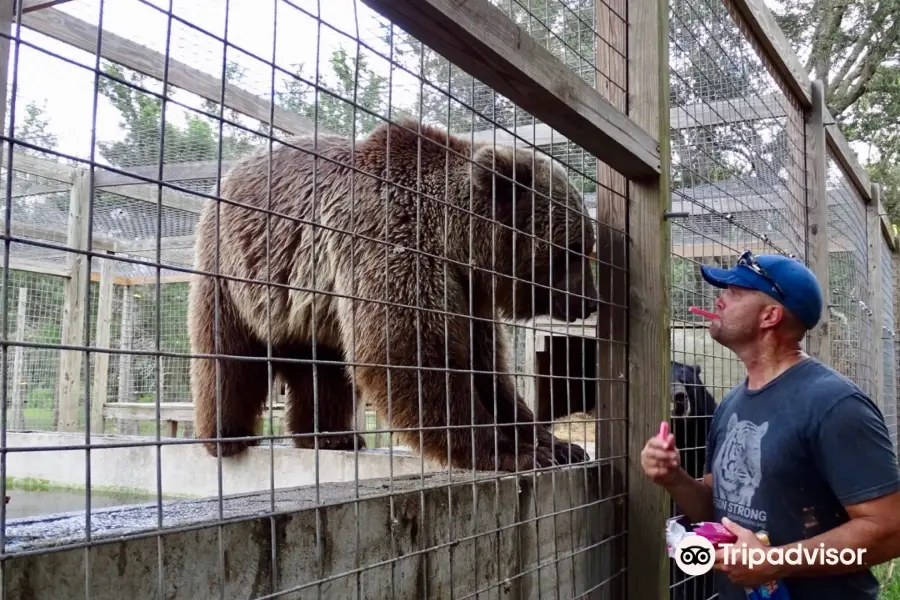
[[770, 0, 900, 223], [276, 46, 388, 138], [15, 100, 58, 155], [97, 60, 257, 168]]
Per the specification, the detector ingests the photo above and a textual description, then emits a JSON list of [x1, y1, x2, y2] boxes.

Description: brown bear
[[187, 118, 600, 472]]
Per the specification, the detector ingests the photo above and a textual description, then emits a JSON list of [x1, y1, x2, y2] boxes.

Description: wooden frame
[[806, 79, 830, 361], [626, 0, 672, 595], [356, 0, 660, 180], [1, 0, 899, 593]]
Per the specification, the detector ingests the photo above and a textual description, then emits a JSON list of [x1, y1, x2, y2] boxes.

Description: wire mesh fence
[[1, 0, 898, 597], [881, 234, 897, 450], [826, 153, 874, 395], [0, 0, 653, 597]]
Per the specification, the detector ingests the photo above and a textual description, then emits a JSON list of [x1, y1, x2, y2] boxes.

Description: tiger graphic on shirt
[[711, 412, 769, 527]]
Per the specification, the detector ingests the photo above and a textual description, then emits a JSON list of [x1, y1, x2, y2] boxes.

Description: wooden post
[[894, 232, 900, 446], [626, 0, 672, 590], [55, 168, 90, 432], [867, 184, 883, 406], [9, 287, 27, 430], [90, 256, 115, 434], [593, 0, 631, 594], [116, 285, 136, 434], [806, 79, 830, 363], [0, 0, 12, 144]]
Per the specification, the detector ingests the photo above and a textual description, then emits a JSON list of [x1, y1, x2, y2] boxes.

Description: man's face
[[707, 285, 771, 348]]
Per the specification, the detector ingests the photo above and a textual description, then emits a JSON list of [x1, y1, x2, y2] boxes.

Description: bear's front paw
[[491, 444, 555, 472], [551, 439, 588, 465]]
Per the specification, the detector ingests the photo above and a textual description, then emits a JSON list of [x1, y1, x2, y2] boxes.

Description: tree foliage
[[770, 0, 900, 223]]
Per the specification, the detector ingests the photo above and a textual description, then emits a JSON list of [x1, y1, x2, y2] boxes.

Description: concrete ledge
[[5, 463, 623, 600], [6, 432, 439, 497]]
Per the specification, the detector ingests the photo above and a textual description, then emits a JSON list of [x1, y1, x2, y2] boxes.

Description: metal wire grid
[[825, 154, 873, 395], [666, 0, 809, 596], [880, 235, 897, 449], [0, 0, 625, 596], [667, 0, 809, 418]]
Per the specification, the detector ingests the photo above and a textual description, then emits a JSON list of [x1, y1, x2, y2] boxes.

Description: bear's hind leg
[[189, 275, 270, 457], [275, 345, 367, 451]]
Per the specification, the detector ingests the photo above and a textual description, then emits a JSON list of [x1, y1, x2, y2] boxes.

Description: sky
[[8, 0, 417, 166], [5, 0, 872, 172]]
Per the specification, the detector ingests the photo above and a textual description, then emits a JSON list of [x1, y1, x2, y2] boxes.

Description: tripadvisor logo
[[674, 535, 715, 576], [673, 534, 868, 576]]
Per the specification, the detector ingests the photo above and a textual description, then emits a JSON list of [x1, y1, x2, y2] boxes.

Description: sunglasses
[[736, 250, 786, 300]]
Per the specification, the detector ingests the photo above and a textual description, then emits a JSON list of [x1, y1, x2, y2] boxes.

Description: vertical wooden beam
[[627, 0, 671, 596], [805, 80, 830, 363], [893, 233, 900, 446], [594, 0, 630, 595], [0, 0, 12, 144], [55, 168, 90, 431], [116, 285, 136, 434], [9, 286, 26, 430], [90, 256, 115, 434], [867, 184, 883, 410]]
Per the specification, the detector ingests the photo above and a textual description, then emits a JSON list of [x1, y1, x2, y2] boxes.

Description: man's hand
[[640, 427, 680, 484], [713, 517, 780, 587]]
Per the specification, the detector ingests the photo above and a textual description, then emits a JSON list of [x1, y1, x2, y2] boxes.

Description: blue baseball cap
[[699, 251, 823, 331]]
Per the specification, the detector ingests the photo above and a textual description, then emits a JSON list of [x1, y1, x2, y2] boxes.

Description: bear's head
[[470, 144, 600, 323]]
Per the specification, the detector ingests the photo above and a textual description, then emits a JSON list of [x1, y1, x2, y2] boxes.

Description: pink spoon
[[689, 306, 719, 320]]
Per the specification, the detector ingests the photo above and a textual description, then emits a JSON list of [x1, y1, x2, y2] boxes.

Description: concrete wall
[[6, 432, 440, 497], [6, 464, 621, 600]]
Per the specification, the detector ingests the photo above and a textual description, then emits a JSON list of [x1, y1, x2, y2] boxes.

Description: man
[[641, 250, 900, 599]]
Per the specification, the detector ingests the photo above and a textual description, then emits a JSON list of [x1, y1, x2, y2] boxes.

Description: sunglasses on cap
[[736, 250, 787, 300]]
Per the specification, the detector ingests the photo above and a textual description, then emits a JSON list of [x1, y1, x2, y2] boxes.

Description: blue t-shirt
[[705, 356, 900, 599]]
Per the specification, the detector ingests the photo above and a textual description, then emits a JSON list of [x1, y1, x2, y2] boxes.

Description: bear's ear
[[471, 145, 535, 202]]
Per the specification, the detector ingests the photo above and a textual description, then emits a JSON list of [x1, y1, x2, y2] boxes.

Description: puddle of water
[[6, 489, 161, 520]]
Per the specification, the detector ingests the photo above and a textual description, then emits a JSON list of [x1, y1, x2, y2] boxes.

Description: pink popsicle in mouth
[[689, 306, 719, 320]]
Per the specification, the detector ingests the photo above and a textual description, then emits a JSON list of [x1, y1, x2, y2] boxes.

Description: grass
[[877, 559, 900, 600]]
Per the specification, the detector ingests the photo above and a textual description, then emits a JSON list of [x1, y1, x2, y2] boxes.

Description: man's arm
[[663, 471, 715, 524], [774, 490, 900, 577], [775, 391, 900, 577]]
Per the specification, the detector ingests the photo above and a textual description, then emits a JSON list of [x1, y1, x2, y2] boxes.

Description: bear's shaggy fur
[[187, 118, 600, 471]]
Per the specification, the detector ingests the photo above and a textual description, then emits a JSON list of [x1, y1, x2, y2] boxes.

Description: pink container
[[692, 522, 737, 546]]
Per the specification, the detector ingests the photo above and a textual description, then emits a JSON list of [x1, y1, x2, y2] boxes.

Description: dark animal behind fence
[[670, 360, 717, 600]]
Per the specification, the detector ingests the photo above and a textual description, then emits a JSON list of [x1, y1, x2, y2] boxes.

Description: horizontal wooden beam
[[1, 150, 75, 183], [0, 219, 117, 252], [19, 8, 325, 137], [98, 182, 204, 214], [8, 181, 68, 197], [724, 0, 812, 108], [358, 0, 660, 180], [94, 160, 236, 188], [101, 402, 208, 423], [720, 0, 877, 209], [671, 236, 865, 259], [18, 0, 73, 13], [116, 234, 196, 254], [671, 93, 789, 128], [88, 92, 791, 190]]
